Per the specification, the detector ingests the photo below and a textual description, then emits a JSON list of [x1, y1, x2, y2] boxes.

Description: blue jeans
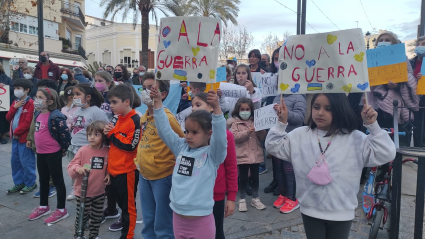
[[139, 174, 174, 239], [11, 139, 36, 186]]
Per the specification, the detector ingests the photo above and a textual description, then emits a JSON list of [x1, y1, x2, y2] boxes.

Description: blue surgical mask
[[239, 111, 251, 120], [377, 42, 392, 48], [415, 46, 425, 57], [61, 74, 68, 80], [188, 91, 194, 98], [139, 72, 145, 77]]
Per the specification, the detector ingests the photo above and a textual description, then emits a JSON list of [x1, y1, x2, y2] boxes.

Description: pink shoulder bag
[[306, 132, 333, 186]]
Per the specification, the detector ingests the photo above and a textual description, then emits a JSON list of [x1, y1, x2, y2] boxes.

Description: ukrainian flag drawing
[[307, 83, 322, 91]]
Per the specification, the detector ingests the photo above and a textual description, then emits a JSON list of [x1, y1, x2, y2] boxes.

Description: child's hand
[[249, 127, 255, 133], [76, 167, 89, 175], [181, 93, 188, 100], [150, 85, 163, 109], [14, 99, 24, 108], [276, 98, 288, 124], [362, 98, 378, 125], [245, 81, 254, 94], [104, 173, 111, 185], [217, 89, 223, 98], [224, 200, 235, 217], [207, 90, 222, 115], [104, 122, 114, 135], [26, 140, 32, 148]]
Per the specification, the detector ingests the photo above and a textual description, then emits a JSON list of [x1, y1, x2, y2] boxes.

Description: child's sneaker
[[280, 199, 300, 214], [44, 209, 69, 224], [28, 206, 51, 220], [33, 190, 40, 198], [20, 184, 38, 194], [103, 208, 120, 219], [109, 217, 123, 231], [238, 199, 248, 212], [251, 198, 266, 210], [7, 184, 25, 194], [273, 195, 287, 208], [67, 189, 75, 200], [49, 187, 57, 198]]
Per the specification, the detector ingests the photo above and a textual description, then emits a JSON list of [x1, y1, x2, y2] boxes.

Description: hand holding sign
[[361, 98, 378, 125], [254, 104, 279, 131], [277, 98, 288, 124]]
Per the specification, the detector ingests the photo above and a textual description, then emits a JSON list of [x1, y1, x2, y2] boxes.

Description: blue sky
[[85, 0, 421, 48]]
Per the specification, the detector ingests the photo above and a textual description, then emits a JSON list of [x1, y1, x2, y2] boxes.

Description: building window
[[19, 23, 27, 33], [10, 15, 58, 39], [10, 22, 19, 32], [29, 26, 38, 35], [102, 51, 111, 65]]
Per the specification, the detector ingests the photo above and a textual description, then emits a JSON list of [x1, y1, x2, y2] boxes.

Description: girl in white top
[[218, 64, 262, 117], [265, 93, 396, 239]]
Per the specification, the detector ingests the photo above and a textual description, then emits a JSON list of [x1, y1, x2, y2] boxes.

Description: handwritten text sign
[[175, 106, 192, 131], [278, 28, 370, 94], [216, 66, 226, 82], [219, 82, 248, 98], [254, 104, 278, 131], [252, 73, 279, 97], [0, 86, 10, 111], [417, 77, 425, 95], [366, 43, 408, 86], [156, 17, 222, 83]]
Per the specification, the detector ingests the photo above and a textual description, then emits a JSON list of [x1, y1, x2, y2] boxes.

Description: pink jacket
[[67, 145, 109, 198], [227, 117, 267, 165], [369, 57, 419, 124]]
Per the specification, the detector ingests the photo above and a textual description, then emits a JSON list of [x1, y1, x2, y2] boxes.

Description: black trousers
[[110, 170, 139, 239], [302, 214, 352, 239], [213, 199, 225, 239], [238, 163, 260, 199], [37, 151, 66, 209], [106, 184, 117, 211]]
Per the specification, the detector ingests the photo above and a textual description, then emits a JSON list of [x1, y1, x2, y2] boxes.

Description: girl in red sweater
[[192, 92, 238, 239]]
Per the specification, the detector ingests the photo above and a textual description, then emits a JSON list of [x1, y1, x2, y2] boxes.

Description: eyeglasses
[[18, 62, 26, 64], [140, 70, 146, 72]]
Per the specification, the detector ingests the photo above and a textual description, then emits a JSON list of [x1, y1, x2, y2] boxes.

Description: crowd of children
[[3, 55, 397, 239]]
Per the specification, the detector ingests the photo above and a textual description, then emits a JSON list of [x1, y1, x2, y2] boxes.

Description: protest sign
[[0, 85, 10, 111], [278, 28, 370, 94], [133, 84, 181, 115], [216, 66, 226, 82], [175, 106, 192, 131], [366, 43, 408, 86], [219, 82, 247, 98], [254, 104, 278, 131], [252, 72, 279, 97], [156, 17, 222, 83], [418, 60, 425, 95]]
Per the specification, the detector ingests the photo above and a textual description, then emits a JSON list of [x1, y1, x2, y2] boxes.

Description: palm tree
[[100, 0, 182, 67], [184, 0, 240, 26]]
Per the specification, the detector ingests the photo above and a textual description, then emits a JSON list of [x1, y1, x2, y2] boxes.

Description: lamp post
[[366, 31, 371, 49]]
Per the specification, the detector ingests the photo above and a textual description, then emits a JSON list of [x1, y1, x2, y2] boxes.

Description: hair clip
[[67, 89, 72, 95]]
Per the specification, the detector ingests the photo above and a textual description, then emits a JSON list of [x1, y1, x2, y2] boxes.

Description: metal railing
[[60, 2, 86, 26]]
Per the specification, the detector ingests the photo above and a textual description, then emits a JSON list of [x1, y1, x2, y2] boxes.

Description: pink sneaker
[[28, 206, 51, 221], [44, 209, 69, 224]]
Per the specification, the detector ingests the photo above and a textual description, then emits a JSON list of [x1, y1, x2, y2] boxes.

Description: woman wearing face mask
[[113, 64, 133, 85], [410, 36, 425, 147], [57, 68, 78, 93], [22, 66, 39, 98], [369, 31, 420, 181]]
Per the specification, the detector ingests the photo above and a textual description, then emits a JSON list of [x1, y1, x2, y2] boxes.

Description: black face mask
[[259, 60, 267, 67], [107, 71, 112, 75], [40, 56, 47, 62], [114, 72, 122, 79], [133, 73, 138, 78]]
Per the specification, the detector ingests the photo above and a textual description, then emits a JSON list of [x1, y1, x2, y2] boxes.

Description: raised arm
[[207, 90, 227, 165]]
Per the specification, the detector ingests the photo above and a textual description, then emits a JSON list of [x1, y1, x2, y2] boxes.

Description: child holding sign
[[227, 98, 267, 212], [266, 93, 396, 239], [68, 121, 110, 239], [150, 86, 227, 239]]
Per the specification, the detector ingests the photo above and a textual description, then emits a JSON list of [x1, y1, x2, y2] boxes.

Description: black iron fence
[[60, 2, 86, 26]]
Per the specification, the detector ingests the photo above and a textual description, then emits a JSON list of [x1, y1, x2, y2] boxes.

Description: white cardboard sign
[[252, 73, 279, 97], [175, 106, 192, 132], [254, 104, 278, 131], [156, 17, 222, 83], [219, 82, 248, 98], [0, 85, 10, 111], [278, 28, 370, 94]]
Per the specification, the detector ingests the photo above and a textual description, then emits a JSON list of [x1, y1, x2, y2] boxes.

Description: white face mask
[[239, 111, 251, 120], [140, 89, 153, 106], [14, 90, 25, 99], [23, 73, 32, 80], [73, 98, 87, 108]]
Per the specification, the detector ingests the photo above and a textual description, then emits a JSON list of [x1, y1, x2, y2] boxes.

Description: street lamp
[[365, 31, 371, 49]]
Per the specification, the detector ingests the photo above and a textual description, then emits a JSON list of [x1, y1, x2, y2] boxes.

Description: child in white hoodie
[[266, 93, 396, 239]]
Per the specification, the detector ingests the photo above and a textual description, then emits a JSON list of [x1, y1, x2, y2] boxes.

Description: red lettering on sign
[[316, 68, 325, 82], [318, 47, 330, 61], [295, 45, 305, 60], [347, 41, 354, 54], [348, 64, 357, 77], [292, 67, 300, 81], [173, 56, 183, 69], [328, 67, 335, 80], [305, 68, 315, 82], [338, 66, 345, 77]]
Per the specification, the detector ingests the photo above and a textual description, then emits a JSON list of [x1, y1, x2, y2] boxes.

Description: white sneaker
[[238, 199, 248, 212], [66, 189, 75, 201], [251, 198, 266, 210]]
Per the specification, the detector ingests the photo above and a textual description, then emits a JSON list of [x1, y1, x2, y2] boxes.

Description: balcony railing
[[60, 37, 87, 60], [60, 2, 87, 26]]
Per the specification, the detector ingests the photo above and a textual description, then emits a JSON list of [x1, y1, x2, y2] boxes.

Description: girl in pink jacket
[[227, 98, 267, 212], [67, 121, 110, 239]]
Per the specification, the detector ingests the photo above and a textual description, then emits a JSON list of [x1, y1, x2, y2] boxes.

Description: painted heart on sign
[[209, 70, 216, 79], [342, 84, 352, 93], [354, 52, 365, 62], [192, 47, 201, 56], [327, 34, 337, 44], [291, 83, 300, 93], [279, 83, 289, 91], [357, 82, 369, 91], [306, 59, 316, 68], [163, 40, 171, 48]]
